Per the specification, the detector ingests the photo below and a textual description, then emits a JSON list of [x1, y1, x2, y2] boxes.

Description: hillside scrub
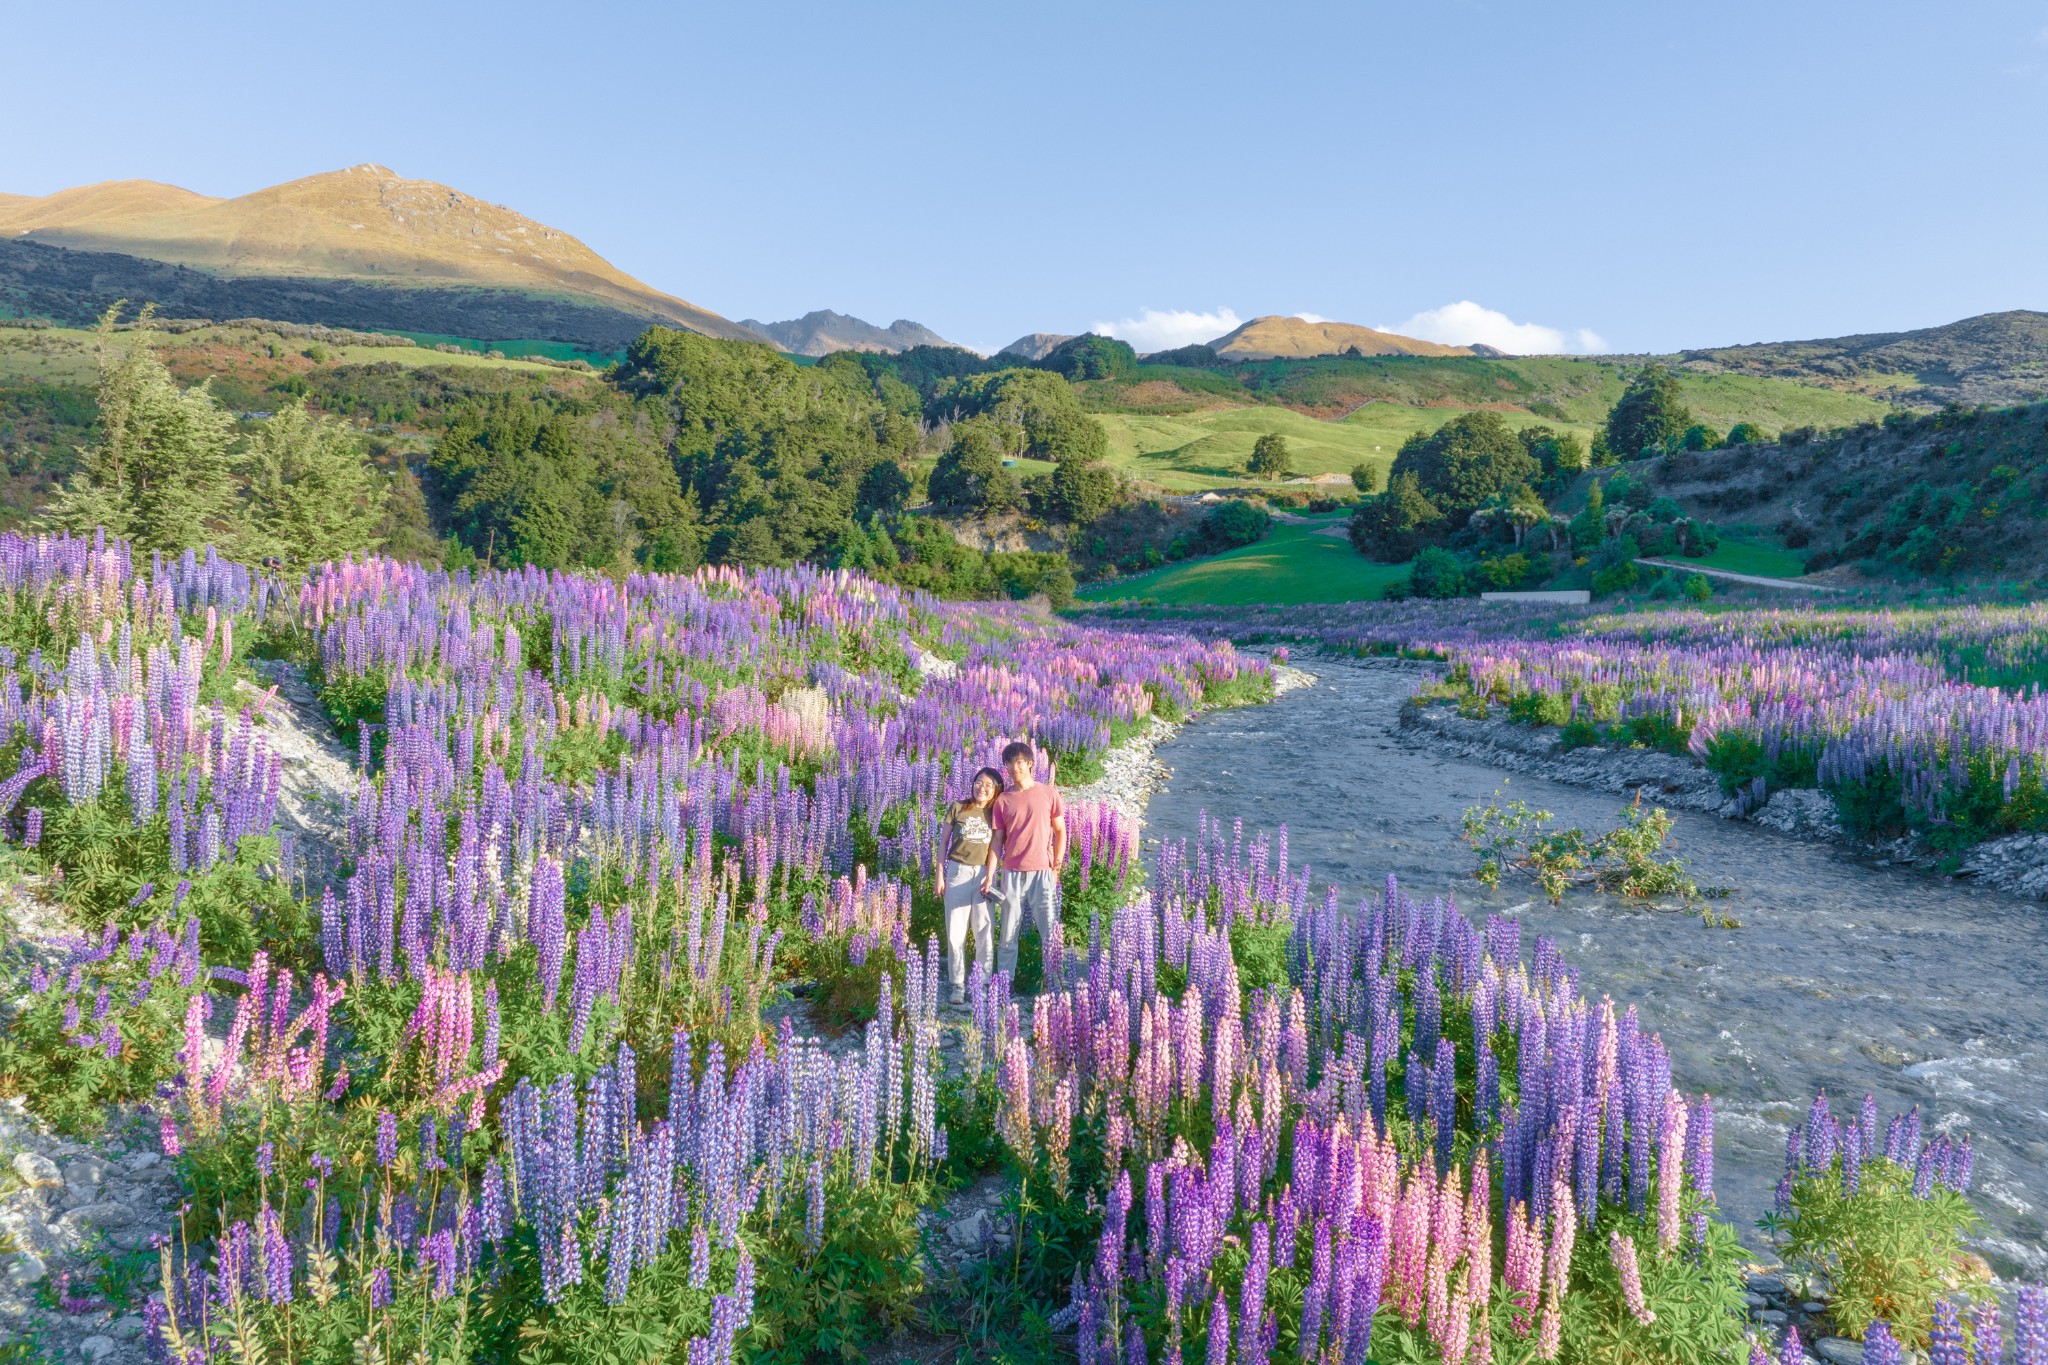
[[1639, 399, 2048, 582]]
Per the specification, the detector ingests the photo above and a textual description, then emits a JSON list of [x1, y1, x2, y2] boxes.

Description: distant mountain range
[[1678, 310, 2048, 407], [738, 310, 960, 356], [0, 165, 763, 350]]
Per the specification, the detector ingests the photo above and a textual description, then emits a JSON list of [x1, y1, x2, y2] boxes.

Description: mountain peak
[[0, 168, 758, 342], [1207, 315, 1473, 360], [738, 310, 960, 356]]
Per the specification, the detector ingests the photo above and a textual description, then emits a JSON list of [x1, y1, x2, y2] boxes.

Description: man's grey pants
[[995, 869, 1059, 978]]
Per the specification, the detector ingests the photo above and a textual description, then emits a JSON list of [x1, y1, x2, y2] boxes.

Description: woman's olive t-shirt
[[945, 804, 994, 865]]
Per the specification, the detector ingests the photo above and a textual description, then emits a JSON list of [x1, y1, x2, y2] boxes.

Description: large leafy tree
[[1605, 363, 1693, 460], [928, 419, 1022, 515], [46, 307, 240, 553], [241, 402, 387, 572], [1386, 412, 1539, 524], [620, 327, 913, 567], [1248, 433, 1293, 480], [1348, 470, 1444, 561]]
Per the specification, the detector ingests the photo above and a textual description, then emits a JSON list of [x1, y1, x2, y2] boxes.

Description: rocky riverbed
[[1145, 655, 2048, 1284]]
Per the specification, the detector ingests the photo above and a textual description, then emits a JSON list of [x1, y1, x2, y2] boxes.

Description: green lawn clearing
[[1686, 535, 1809, 579], [1077, 514, 1410, 605]]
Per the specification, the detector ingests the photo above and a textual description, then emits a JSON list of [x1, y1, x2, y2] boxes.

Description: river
[[1145, 657, 2048, 1277]]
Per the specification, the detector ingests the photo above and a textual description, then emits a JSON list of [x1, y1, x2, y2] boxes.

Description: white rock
[[110, 1313, 145, 1339], [12, 1152, 61, 1189], [946, 1208, 987, 1248], [78, 1336, 116, 1362], [1814, 1339, 1863, 1365], [5, 1251, 46, 1287], [63, 1155, 108, 1189], [57, 1201, 136, 1235]]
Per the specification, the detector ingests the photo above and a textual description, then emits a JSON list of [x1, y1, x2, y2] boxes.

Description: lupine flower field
[[0, 533, 2042, 1363]]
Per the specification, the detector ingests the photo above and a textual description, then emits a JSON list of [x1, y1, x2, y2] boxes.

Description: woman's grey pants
[[942, 860, 993, 995]]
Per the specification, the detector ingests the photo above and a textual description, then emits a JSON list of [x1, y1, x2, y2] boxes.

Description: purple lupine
[[1973, 1299, 2003, 1365], [1864, 1321, 1905, 1365], [2018, 1284, 2048, 1365], [1930, 1298, 1968, 1365]]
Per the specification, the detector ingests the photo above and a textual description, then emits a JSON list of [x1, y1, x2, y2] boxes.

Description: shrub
[[1200, 499, 1271, 550], [1768, 1094, 1983, 1350], [1682, 573, 1712, 602], [1408, 545, 1467, 598], [1591, 560, 1640, 597]]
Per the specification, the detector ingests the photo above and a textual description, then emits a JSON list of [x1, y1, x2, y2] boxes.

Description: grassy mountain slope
[[1206, 315, 1472, 360], [0, 166, 762, 347], [1637, 400, 2048, 582], [1678, 310, 2048, 407], [1081, 354, 1895, 492]]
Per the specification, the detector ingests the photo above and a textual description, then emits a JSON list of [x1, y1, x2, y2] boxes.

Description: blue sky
[[6, 1, 2045, 355]]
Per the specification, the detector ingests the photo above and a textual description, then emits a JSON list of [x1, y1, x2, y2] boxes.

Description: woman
[[934, 766, 1002, 1004]]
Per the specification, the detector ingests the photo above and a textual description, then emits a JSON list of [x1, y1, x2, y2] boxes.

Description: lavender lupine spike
[[1864, 1321, 1905, 1365]]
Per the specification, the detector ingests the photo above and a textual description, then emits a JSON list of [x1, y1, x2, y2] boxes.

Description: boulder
[[63, 1155, 109, 1190], [1814, 1339, 1863, 1365], [946, 1208, 987, 1249], [12, 1152, 61, 1189], [5, 1251, 46, 1287]]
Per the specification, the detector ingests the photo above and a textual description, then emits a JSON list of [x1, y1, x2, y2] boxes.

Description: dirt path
[[1635, 557, 1842, 592]]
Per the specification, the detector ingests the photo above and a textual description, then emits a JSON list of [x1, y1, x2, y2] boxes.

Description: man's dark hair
[[1000, 741, 1034, 767]]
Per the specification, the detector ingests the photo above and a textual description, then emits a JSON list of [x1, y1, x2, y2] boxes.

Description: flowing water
[[1146, 657, 2048, 1276]]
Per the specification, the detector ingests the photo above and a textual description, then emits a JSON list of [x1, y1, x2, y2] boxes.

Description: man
[[982, 739, 1067, 986]]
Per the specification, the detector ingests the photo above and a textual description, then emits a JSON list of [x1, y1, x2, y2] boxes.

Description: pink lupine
[[1657, 1086, 1688, 1254], [1608, 1230, 1655, 1326]]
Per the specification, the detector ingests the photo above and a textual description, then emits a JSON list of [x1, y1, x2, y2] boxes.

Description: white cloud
[[1294, 312, 1329, 324], [1091, 307, 1243, 354], [1380, 300, 1608, 355]]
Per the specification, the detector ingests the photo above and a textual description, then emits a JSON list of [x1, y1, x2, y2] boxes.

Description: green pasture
[[1684, 534, 1810, 579], [1094, 404, 1590, 494], [1077, 513, 1410, 605], [0, 324, 565, 387]]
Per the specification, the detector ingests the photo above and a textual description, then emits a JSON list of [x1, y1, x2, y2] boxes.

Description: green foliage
[[930, 419, 1024, 515], [1591, 559, 1641, 597], [1226, 918, 1291, 991], [240, 401, 387, 572], [1387, 412, 1540, 524], [1048, 453, 1119, 525], [1408, 545, 1467, 599], [617, 326, 918, 568], [1679, 423, 1724, 451], [1558, 1211, 1750, 1365], [1462, 789, 1702, 905], [1522, 423, 1589, 491], [1247, 432, 1293, 479], [1035, 334, 1140, 382], [1200, 499, 1271, 550], [1606, 363, 1693, 461], [1349, 461, 1380, 495], [1349, 471, 1443, 561], [44, 307, 240, 553], [1725, 421, 1768, 445], [1772, 1156, 1982, 1349], [1682, 572, 1712, 602], [748, 1170, 932, 1362]]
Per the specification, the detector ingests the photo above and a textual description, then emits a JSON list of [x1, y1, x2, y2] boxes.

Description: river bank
[[1144, 655, 2048, 1280]]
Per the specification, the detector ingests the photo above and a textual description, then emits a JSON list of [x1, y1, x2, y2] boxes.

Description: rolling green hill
[[1081, 354, 1897, 493]]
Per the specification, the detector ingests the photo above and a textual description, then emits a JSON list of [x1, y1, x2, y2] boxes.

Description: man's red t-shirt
[[991, 783, 1063, 871]]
